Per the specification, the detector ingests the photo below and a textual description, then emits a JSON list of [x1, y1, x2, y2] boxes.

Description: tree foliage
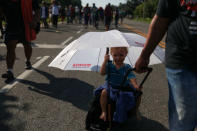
[[119, 0, 142, 16], [119, 0, 159, 18]]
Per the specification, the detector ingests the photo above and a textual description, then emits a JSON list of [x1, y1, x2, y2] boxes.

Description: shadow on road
[[0, 93, 26, 130], [112, 116, 169, 131], [19, 68, 94, 111]]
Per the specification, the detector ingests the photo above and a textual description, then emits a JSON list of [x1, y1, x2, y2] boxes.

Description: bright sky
[[81, 0, 127, 8]]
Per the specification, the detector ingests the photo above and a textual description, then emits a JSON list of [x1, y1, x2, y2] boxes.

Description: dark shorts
[[3, 0, 27, 44], [4, 24, 28, 44]]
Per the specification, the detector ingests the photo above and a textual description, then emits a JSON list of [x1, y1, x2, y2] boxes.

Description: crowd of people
[[40, 1, 126, 30], [0, 2, 126, 38]]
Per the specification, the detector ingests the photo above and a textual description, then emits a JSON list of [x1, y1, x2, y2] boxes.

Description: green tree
[[133, 0, 159, 18], [125, 0, 142, 16]]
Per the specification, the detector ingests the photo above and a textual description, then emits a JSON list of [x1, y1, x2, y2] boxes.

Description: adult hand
[[135, 55, 150, 73]]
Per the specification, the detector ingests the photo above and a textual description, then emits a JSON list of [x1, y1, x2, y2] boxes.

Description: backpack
[[180, 0, 197, 36], [180, 0, 197, 17]]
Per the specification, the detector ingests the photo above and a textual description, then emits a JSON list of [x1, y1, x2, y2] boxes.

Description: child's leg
[[100, 89, 107, 121]]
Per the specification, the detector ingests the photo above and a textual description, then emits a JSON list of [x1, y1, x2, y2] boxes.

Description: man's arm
[[135, 15, 170, 73]]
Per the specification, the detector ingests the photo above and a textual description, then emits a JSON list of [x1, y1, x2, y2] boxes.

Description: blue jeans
[[166, 68, 197, 131]]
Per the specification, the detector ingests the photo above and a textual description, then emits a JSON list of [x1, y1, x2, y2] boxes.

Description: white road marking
[[36, 56, 42, 60], [60, 36, 73, 46], [0, 56, 50, 93], [76, 29, 83, 34]]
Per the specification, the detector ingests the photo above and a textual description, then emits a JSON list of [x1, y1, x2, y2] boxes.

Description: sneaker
[[25, 61, 32, 70], [2, 71, 13, 78], [2, 71, 15, 84]]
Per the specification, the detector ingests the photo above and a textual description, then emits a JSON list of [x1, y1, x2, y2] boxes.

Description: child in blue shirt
[[95, 47, 141, 123]]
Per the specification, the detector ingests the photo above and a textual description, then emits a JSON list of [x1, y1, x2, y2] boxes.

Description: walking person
[[75, 6, 79, 24], [135, 0, 197, 131], [114, 7, 120, 28], [40, 1, 49, 28], [48, 6, 52, 26], [119, 10, 124, 24], [60, 6, 66, 24], [52, 0, 59, 28], [98, 7, 104, 23], [0, 0, 40, 84], [70, 5, 75, 24], [78, 6, 83, 24], [66, 5, 71, 24], [104, 3, 113, 31], [91, 3, 98, 29], [83, 4, 91, 29]]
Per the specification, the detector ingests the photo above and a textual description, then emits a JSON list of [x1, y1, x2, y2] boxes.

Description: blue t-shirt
[[105, 61, 136, 87]]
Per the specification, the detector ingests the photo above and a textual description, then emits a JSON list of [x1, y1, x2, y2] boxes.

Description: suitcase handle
[[121, 67, 152, 88], [112, 67, 152, 92]]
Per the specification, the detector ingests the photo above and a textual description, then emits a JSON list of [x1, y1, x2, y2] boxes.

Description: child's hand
[[134, 85, 142, 91], [104, 54, 110, 62]]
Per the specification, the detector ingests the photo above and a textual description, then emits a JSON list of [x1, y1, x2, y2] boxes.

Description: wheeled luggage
[[85, 68, 152, 131]]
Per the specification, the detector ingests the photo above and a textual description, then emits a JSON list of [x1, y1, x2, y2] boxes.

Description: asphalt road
[[0, 19, 188, 131]]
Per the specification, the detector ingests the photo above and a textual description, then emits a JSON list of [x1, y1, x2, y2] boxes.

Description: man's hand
[[135, 55, 150, 73]]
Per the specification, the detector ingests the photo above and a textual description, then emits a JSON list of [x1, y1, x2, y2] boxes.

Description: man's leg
[[6, 40, 17, 69], [166, 68, 197, 131], [23, 42, 32, 69], [2, 40, 17, 83]]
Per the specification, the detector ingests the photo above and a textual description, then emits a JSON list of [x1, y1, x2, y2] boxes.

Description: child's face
[[111, 48, 127, 65]]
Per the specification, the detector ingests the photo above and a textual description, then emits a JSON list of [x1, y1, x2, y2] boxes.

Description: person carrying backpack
[[135, 0, 197, 130], [0, 0, 40, 83], [83, 4, 91, 28]]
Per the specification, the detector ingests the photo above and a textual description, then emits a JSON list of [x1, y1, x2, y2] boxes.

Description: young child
[[95, 47, 141, 123]]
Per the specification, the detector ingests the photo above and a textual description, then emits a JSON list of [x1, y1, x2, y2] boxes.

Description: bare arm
[[135, 15, 171, 73], [100, 54, 110, 76], [130, 78, 140, 90]]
